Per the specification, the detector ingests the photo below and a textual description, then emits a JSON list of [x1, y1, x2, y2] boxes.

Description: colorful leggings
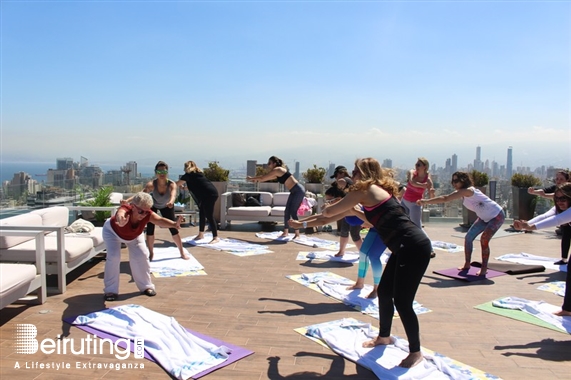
[[357, 229, 386, 285], [464, 210, 505, 266]]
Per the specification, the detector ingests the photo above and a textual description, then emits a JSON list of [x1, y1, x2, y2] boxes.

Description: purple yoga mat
[[433, 266, 506, 281], [63, 312, 253, 379]]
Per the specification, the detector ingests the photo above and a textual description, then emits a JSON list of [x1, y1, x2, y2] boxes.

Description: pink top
[[403, 171, 428, 202]]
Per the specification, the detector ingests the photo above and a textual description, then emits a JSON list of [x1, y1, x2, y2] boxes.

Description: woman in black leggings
[[322, 157, 431, 368], [176, 161, 220, 244]]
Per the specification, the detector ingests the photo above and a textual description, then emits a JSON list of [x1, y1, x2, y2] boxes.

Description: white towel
[[72, 304, 231, 379], [492, 296, 571, 333]]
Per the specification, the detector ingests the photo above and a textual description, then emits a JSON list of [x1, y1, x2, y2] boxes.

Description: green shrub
[[203, 161, 229, 182], [511, 173, 541, 188], [470, 170, 489, 187], [302, 165, 327, 184], [81, 186, 114, 222]]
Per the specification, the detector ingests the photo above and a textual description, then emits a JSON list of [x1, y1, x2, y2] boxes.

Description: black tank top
[[277, 171, 292, 184], [363, 196, 424, 252]]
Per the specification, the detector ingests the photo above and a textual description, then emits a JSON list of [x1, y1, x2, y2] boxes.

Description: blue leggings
[[357, 229, 386, 285], [284, 183, 305, 229], [464, 210, 505, 266]]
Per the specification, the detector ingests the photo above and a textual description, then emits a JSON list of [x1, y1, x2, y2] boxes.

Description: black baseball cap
[[330, 165, 347, 178]]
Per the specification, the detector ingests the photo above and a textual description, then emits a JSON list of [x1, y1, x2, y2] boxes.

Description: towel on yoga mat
[[66, 304, 254, 379], [296, 318, 500, 379]]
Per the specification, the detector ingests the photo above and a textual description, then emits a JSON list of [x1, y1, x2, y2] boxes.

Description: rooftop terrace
[[1, 220, 569, 379]]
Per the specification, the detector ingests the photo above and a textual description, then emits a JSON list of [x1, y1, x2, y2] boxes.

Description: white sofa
[[0, 230, 46, 309], [219, 191, 317, 229], [0, 206, 109, 294]]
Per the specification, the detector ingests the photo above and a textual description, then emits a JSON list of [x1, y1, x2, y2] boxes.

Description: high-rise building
[[506, 146, 513, 179], [294, 161, 300, 180], [382, 159, 393, 168], [247, 160, 257, 177], [56, 157, 73, 170], [124, 161, 138, 180], [451, 154, 458, 173]]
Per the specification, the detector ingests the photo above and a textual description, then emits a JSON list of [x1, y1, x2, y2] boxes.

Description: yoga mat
[[496, 253, 568, 272], [255, 231, 295, 241], [295, 318, 499, 380], [452, 228, 522, 240], [293, 235, 355, 250], [474, 301, 567, 334], [295, 250, 360, 263], [286, 272, 431, 319], [182, 233, 273, 256], [470, 261, 545, 275], [433, 266, 505, 281], [537, 281, 566, 297], [63, 312, 254, 378], [149, 247, 207, 277]]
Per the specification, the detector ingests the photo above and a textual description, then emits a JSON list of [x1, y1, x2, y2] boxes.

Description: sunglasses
[[155, 170, 168, 175], [415, 163, 423, 167], [554, 196, 569, 202], [451, 178, 460, 184], [132, 204, 150, 215]]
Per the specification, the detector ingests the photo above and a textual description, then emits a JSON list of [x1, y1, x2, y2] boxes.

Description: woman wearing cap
[[247, 156, 305, 239], [330, 165, 363, 257]]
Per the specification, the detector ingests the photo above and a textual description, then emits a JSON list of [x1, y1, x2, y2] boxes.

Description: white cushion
[[0, 213, 43, 249], [272, 192, 290, 207], [227, 206, 272, 217], [1, 235, 93, 263], [30, 206, 69, 227]]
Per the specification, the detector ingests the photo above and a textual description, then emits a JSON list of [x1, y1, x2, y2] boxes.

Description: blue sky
[[1, 0, 570, 173]]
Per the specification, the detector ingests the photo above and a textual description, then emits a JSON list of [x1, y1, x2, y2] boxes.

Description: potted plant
[[255, 166, 281, 193], [302, 165, 327, 194], [79, 186, 114, 225], [511, 173, 542, 220], [203, 161, 229, 223], [462, 170, 490, 227]]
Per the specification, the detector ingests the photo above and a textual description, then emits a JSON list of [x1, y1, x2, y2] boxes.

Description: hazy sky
[[2, 0, 570, 172]]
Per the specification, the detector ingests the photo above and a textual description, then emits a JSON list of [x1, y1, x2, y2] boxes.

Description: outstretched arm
[[247, 167, 283, 183], [418, 188, 468, 206]]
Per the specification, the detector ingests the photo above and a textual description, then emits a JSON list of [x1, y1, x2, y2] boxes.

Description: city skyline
[[2, 2, 570, 170]]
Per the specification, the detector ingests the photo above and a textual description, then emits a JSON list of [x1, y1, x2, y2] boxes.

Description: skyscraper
[[451, 154, 458, 173], [506, 146, 513, 179]]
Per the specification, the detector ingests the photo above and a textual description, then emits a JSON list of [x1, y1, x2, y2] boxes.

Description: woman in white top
[[418, 171, 505, 276], [515, 183, 571, 316]]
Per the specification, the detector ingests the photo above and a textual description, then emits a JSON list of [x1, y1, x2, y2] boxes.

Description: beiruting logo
[[14, 324, 145, 370]]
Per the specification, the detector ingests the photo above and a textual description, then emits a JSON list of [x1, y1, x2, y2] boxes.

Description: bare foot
[[194, 234, 205, 241], [554, 309, 571, 317], [334, 252, 345, 258], [366, 289, 378, 299], [293, 233, 300, 240], [346, 284, 364, 291], [279, 232, 289, 238], [362, 336, 392, 348], [209, 237, 220, 244], [399, 351, 424, 368], [180, 253, 190, 260], [458, 264, 470, 271], [476, 267, 487, 276]]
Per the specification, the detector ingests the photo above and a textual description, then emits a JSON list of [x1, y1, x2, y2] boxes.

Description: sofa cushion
[[227, 206, 272, 217], [0, 235, 93, 263], [64, 227, 104, 248], [0, 213, 43, 249], [30, 206, 69, 228], [0, 263, 36, 296], [273, 192, 290, 207]]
